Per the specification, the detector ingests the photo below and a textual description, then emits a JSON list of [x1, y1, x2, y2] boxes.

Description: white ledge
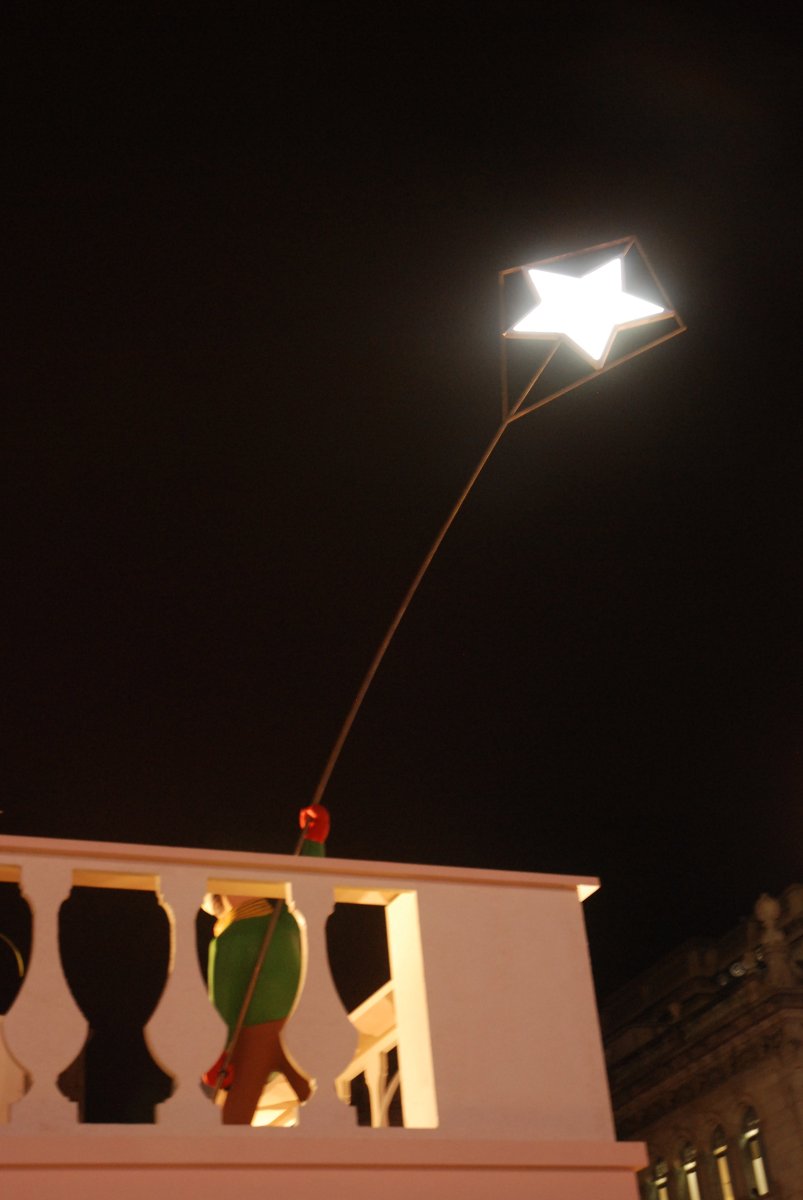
[[0, 1131, 647, 1169], [0, 834, 600, 899]]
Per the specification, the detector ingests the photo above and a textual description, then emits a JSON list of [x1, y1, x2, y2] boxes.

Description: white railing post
[[284, 875, 357, 1132], [385, 891, 438, 1128], [149, 867, 224, 1129], [3, 861, 85, 1131]]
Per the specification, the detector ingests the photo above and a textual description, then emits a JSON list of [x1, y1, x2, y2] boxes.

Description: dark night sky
[[3, 5, 802, 1000]]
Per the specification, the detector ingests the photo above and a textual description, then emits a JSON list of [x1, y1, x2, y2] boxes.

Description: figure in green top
[[202, 803, 330, 1124]]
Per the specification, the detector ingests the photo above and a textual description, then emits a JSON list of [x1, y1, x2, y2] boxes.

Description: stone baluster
[[3, 860, 85, 1131], [148, 866, 224, 1130], [0, 1016, 27, 1122], [283, 875, 357, 1132]]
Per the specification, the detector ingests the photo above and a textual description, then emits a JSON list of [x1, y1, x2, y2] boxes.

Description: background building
[[600, 884, 803, 1200]]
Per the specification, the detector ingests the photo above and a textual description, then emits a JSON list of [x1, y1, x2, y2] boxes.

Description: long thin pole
[[308, 246, 684, 810], [308, 343, 560, 809]]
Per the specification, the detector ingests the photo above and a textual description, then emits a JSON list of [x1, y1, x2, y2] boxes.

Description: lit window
[[713, 1126, 735, 1200], [682, 1143, 702, 1200], [743, 1109, 770, 1196], [653, 1160, 670, 1200]]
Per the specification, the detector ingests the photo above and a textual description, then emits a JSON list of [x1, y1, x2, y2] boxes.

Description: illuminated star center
[[510, 256, 665, 366]]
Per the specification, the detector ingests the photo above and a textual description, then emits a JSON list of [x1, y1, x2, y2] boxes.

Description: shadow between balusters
[[57, 886, 172, 1123]]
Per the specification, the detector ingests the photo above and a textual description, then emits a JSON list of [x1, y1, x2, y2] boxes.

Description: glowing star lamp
[[509, 256, 665, 367], [309, 236, 685, 808]]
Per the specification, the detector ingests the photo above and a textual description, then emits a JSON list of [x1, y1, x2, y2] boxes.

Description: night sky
[[4, 6, 802, 1001]]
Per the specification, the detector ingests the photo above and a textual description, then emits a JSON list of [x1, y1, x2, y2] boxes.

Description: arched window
[[653, 1159, 670, 1200], [682, 1142, 702, 1200], [712, 1125, 735, 1200], [742, 1108, 769, 1196]]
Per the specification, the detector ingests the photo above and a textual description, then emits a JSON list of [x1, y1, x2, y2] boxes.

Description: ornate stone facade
[[600, 885, 803, 1200]]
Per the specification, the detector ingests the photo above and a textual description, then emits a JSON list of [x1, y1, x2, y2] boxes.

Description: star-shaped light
[[506, 256, 666, 367]]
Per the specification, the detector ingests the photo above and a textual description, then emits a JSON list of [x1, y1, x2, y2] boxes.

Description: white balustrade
[[0, 835, 612, 1142], [149, 865, 224, 1129], [3, 861, 85, 1131], [0, 835, 650, 1200], [284, 875, 359, 1131]]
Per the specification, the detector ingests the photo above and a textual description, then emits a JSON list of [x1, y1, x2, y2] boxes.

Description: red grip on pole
[[299, 803, 330, 843], [202, 1052, 234, 1091]]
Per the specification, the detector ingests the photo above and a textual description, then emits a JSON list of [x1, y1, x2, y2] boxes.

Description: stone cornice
[[611, 994, 803, 1138]]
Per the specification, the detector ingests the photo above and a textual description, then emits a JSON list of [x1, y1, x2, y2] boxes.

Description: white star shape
[[507, 256, 665, 367]]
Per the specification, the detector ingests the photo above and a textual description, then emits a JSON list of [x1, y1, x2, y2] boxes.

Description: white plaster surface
[[0, 834, 643, 1199]]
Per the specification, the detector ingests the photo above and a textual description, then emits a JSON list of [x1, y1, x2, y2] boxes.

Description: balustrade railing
[[0, 833, 611, 1144]]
